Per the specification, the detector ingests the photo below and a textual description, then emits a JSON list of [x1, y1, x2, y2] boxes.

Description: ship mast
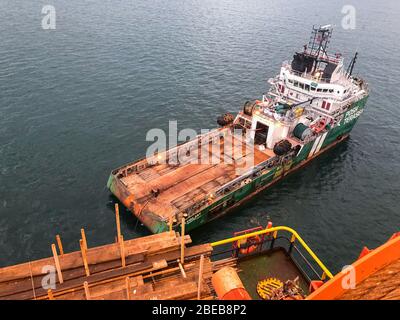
[[307, 25, 333, 73]]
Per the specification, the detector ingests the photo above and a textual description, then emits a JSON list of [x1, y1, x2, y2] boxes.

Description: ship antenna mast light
[[307, 25, 334, 74], [308, 25, 333, 58]]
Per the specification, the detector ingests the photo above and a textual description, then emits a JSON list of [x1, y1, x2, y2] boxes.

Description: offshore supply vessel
[[107, 25, 369, 233]]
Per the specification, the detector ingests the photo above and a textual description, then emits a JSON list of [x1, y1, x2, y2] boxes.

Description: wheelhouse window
[[321, 100, 331, 111]]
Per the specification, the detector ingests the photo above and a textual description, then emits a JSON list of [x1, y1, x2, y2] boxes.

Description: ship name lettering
[[344, 106, 363, 124]]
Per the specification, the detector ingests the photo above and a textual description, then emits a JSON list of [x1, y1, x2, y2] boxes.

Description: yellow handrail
[[211, 225, 333, 279]]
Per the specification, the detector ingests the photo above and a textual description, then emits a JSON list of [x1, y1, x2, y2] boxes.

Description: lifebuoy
[[238, 235, 261, 255]]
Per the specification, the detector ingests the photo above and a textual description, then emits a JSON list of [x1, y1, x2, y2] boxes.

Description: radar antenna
[[306, 25, 334, 74], [307, 25, 333, 59]]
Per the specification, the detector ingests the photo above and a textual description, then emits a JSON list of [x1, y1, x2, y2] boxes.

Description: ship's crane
[[275, 97, 316, 114], [346, 52, 358, 76], [290, 97, 316, 108]]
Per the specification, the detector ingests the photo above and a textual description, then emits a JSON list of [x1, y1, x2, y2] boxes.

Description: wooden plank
[[80, 239, 90, 277], [130, 283, 154, 299], [0, 236, 196, 299], [169, 216, 173, 233], [180, 218, 185, 264], [3, 261, 155, 300], [0, 232, 214, 301], [51, 244, 64, 284], [0, 253, 145, 298], [125, 277, 131, 300], [4, 252, 214, 301], [56, 235, 64, 255], [119, 235, 126, 268], [46, 260, 165, 300], [197, 255, 204, 300], [40, 256, 209, 301], [47, 289, 54, 300], [131, 276, 144, 287], [178, 262, 187, 279], [141, 282, 199, 300], [145, 243, 212, 266], [0, 232, 179, 283], [55, 275, 145, 300], [81, 229, 88, 251], [83, 281, 90, 300], [115, 203, 121, 242]]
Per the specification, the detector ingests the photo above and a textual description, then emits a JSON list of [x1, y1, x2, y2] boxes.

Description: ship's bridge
[[268, 25, 362, 109], [289, 51, 344, 84], [275, 58, 354, 106]]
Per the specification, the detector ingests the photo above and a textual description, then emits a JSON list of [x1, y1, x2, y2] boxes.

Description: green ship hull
[[108, 96, 368, 234]]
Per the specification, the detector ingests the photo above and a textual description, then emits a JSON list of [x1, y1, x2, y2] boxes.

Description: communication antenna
[[308, 25, 333, 60], [346, 52, 358, 76]]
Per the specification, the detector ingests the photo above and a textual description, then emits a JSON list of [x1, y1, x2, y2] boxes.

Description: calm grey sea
[[0, 0, 399, 272]]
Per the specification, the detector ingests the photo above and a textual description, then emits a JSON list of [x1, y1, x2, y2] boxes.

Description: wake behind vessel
[[107, 25, 369, 233]]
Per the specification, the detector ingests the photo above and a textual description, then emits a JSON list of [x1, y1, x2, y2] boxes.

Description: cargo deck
[[110, 128, 275, 229]]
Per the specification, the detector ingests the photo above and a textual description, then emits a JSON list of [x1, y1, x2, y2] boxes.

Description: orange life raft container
[[310, 118, 327, 134], [211, 267, 252, 300]]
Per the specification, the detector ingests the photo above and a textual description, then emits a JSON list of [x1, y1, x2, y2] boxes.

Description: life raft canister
[[238, 235, 261, 255], [310, 118, 327, 134], [211, 267, 252, 300]]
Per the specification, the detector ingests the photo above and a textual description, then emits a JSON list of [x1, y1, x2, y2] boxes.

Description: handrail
[[180, 154, 280, 216], [210, 225, 333, 279]]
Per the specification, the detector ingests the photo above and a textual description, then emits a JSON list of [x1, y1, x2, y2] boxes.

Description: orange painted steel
[[306, 233, 400, 300], [222, 288, 252, 300], [211, 267, 252, 300], [238, 235, 261, 255]]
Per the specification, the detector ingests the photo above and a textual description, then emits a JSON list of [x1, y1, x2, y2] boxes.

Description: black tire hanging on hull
[[273, 139, 292, 156], [217, 113, 234, 127]]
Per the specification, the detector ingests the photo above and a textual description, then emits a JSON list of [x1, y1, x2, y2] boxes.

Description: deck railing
[[180, 146, 301, 218], [211, 225, 334, 280], [179, 154, 281, 218], [113, 127, 227, 178], [281, 61, 332, 84]]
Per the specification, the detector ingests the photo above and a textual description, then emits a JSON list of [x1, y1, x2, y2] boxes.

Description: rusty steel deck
[[119, 131, 271, 220]]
